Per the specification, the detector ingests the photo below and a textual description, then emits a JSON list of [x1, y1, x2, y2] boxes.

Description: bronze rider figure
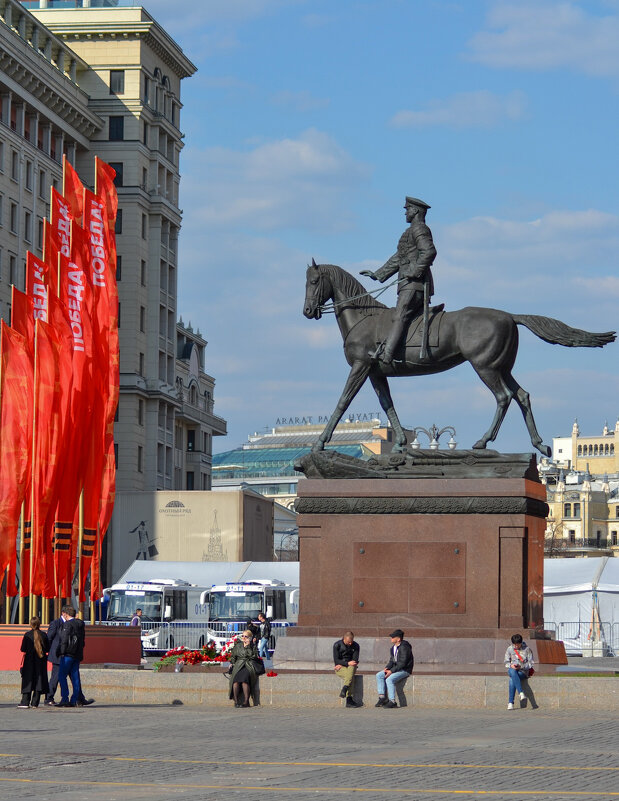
[[361, 196, 437, 364]]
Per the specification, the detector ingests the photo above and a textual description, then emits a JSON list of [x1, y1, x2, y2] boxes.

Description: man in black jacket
[[45, 606, 94, 706], [333, 631, 361, 708], [57, 606, 86, 708], [375, 629, 414, 708], [257, 612, 271, 659]]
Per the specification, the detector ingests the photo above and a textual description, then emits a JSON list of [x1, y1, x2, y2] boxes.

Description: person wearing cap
[[375, 629, 414, 708], [361, 196, 437, 365]]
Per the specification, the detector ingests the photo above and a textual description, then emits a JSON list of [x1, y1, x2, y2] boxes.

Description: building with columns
[[1, 0, 227, 582]]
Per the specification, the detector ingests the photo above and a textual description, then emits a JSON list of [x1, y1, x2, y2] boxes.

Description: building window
[[9, 255, 16, 285], [141, 214, 147, 239], [143, 122, 149, 147], [115, 208, 123, 234], [117, 302, 121, 327], [138, 399, 144, 426], [612, 531, 617, 546], [572, 502, 580, 518], [142, 167, 147, 191], [109, 162, 123, 187], [0, 141, 4, 172], [110, 69, 125, 94], [10, 203, 17, 234], [115, 254, 122, 281], [25, 160, 33, 191], [140, 305, 145, 333], [11, 151, 18, 181], [137, 446, 143, 473], [563, 503, 571, 518], [139, 352, 144, 376], [187, 430, 195, 452], [109, 116, 124, 141], [0, 193, 3, 226], [140, 259, 146, 286], [37, 218, 43, 251], [24, 211, 32, 242], [38, 169, 46, 199], [569, 530, 575, 543], [186, 471, 194, 491], [114, 444, 118, 468]]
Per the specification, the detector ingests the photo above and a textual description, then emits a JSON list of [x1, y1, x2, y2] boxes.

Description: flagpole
[[78, 490, 84, 618], [17, 503, 25, 623]]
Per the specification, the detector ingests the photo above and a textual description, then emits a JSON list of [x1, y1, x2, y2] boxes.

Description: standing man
[[361, 196, 437, 364], [257, 612, 271, 659], [45, 606, 93, 707], [130, 608, 142, 627], [333, 631, 362, 708], [57, 605, 86, 708], [375, 629, 414, 708]]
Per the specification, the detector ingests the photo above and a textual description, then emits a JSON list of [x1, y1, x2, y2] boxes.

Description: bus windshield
[[209, 591, 263, 621], [107, 590, 163, 623]]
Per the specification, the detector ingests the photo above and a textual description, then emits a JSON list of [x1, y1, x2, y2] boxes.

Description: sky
[[144, 0, 619, 455]]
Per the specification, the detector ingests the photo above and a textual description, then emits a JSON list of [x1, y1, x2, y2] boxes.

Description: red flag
[[43, 220, 60, 295], [50, 187, 72, 260], [0, 323, 33, 596], [54, 230, 95, 597], [25, 252, 51, 321], [95, 157, 118, 225], [63, 155, 84, 227], [29, 319, 62, 598]]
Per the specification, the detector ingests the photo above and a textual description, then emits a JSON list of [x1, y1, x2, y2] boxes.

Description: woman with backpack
[[18, 617, 50, 708]]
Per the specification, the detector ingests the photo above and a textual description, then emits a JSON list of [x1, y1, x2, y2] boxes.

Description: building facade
[[542, 421, 619, 557], [0, 1, 227, 499]]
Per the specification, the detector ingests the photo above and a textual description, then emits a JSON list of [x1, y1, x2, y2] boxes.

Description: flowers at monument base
[[266, 670, 278, 677], [153, 638, 237, 671]]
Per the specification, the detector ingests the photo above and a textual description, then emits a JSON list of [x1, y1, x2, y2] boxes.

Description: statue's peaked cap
[[404, 196, 430, 210]]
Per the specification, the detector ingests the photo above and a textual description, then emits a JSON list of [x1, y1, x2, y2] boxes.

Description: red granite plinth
[[292, 476, 547, 641]]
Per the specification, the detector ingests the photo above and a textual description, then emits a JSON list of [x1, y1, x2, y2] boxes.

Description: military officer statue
[[361, 196, 437, 364]]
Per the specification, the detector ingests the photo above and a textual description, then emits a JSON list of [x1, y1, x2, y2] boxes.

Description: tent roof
[[544, 557, 619, 594]]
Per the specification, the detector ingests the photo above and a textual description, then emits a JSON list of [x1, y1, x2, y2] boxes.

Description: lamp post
[[410, 424, 457, 451]]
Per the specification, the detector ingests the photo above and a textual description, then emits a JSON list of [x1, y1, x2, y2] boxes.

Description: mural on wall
[[202, 510, 228, 561], [129, 521, 159, 560]]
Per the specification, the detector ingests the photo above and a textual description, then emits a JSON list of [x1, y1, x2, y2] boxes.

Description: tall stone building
[[1, 1, 226, 506]]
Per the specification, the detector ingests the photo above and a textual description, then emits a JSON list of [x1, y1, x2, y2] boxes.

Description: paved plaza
[[1, 701, 618, 801]]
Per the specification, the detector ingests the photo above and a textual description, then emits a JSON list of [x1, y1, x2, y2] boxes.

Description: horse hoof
[[472, 440, 487, 450]]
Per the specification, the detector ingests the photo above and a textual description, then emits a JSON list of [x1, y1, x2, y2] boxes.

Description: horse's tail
[[513, 314, 616, 348]]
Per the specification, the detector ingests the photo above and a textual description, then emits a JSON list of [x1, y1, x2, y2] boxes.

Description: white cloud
[[181, 129, 370, 232], [390, 90, 527, 129], [468, 1, 619, 77], [270, 90, 330, 112]]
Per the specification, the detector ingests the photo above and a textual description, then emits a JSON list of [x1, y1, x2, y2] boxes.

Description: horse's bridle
[[317, 273, 399, 315]]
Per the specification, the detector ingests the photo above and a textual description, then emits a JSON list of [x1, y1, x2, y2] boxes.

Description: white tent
[[544, 557, 619, 654]]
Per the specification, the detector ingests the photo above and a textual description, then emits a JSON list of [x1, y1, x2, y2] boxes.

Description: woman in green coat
[[228, 630, 260, 707]]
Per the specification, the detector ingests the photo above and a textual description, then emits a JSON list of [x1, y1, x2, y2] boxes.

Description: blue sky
[[146, 0, 619, 454]]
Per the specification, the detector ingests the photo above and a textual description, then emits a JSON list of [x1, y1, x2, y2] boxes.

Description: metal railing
[[544, 621, 619, 656], [97, 620, 293, 653]]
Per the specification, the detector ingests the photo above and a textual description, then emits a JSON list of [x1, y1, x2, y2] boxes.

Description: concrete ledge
[[1, 670, 618, 709]]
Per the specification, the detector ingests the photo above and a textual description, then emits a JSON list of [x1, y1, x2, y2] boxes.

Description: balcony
[[545, 538, 614, 557]]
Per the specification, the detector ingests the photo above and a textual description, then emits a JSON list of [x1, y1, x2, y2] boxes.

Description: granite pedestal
[[279, 468, 566, 667]]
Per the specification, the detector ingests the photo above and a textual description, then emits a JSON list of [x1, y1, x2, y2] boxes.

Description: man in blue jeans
[[57, 605, 86, 708], [375, 629, 414, 708]]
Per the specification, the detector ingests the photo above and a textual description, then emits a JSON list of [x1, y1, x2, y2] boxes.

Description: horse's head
[[303, 259, 331, 320]]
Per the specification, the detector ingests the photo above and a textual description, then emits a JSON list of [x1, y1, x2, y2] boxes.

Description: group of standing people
[[18, 605, 92, 709]]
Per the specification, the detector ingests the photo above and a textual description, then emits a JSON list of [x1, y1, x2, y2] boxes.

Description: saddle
[[406, 304, 445, 348]]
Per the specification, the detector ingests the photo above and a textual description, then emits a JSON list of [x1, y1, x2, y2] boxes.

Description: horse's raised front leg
[[470, 366, 513, 450], [369, 374, 407, 452], [313, 361, 371, 451]]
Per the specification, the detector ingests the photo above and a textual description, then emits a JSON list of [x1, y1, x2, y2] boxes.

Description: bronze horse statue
[[303, 261, 616, 456]]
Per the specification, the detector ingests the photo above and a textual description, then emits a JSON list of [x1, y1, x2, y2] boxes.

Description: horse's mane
[[319, 264, 387, 310]]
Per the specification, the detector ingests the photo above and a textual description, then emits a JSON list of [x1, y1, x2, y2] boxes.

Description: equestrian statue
[[303, 197, 616, 457]]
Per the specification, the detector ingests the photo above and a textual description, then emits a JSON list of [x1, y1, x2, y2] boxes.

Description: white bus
[[200, 579, 299, 649], [105, 573, 299, 653]]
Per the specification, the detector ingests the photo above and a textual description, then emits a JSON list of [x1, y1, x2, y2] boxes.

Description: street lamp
[[410, 424, 457, 450]]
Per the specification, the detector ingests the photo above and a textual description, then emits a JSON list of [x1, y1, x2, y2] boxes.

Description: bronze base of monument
[[284, 472, 565, 663]]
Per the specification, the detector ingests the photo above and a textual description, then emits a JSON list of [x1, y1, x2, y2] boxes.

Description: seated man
[[333, 631, 361, 708], [375, 629, 414, 709]]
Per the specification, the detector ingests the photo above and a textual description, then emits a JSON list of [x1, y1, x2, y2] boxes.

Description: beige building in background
[[111, 490, 274, 582]]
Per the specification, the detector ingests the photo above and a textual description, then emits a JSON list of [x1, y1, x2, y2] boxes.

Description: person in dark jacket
[[257, 612, 271, 659], [45, 606, 93, 706], [227, 630, 260, 707], [375, 629, 414, 708], [18, 617, 49, 708], [333, 631, 361, 707], [57, 606, 86, 707]]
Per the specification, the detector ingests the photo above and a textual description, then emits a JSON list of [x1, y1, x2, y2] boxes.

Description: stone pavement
[[1, 702, 618, 801]]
